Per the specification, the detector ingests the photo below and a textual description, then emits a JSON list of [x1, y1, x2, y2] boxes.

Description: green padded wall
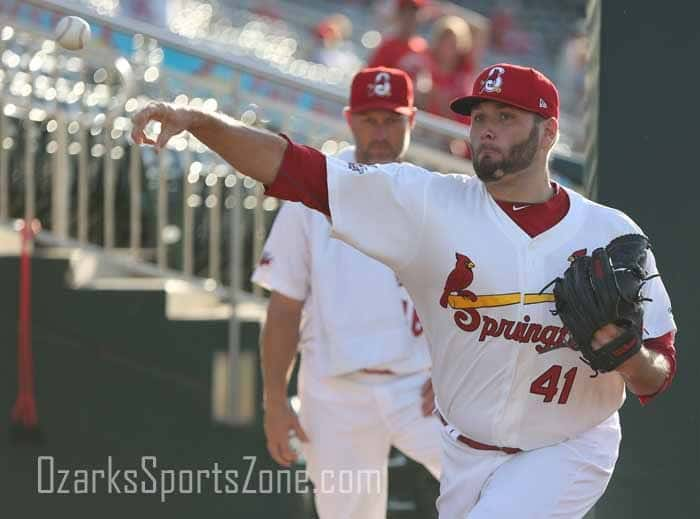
[[592, 1, 700, 517]]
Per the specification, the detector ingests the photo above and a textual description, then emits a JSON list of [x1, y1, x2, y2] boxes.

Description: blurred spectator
[[121, 0, 167, 27], [247, 0, 283, 21], [310, 14, 364, 72], [369, 1, 488, 122], [367, 0, 429, 79], [481, 5, 548, 73], [556, 19, 588, 152], [556, 20, 587, 117], [417, 15, 476, 123], [489, 6, 532, 55], [421, 1, 490, 65]]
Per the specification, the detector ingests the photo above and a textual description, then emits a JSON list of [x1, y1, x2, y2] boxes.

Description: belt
[[437, 412, 522, 455], [360, 368, 397, 375]]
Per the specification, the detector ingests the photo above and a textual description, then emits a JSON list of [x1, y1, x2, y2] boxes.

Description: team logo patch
[[480, 66, 505, 94], [439, 251, 573, 354], [347, 162, 374, 175], [539, 98, 548, 109], [368, 71, 392, 97]]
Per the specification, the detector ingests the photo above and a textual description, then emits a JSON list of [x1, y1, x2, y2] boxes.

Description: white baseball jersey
[[252, 148, 431, 379], [324, 158, 676, 450]]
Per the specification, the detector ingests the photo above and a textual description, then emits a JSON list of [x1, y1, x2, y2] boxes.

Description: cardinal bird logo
[[438, 250, 573, 352], [440, 253, 477, 308]]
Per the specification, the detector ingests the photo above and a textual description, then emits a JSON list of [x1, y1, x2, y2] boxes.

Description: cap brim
[[450, 95, 545, 117], [349, 101, 415, 116], [450, 95, 484, 116]]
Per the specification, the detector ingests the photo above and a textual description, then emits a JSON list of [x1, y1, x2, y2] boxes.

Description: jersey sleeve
[[641, 249, 677, 340], [635, 249, 678, 404], [325, 156, 431, 273], [264, 136, 330, 217], [250, 202, 310, 302], [638, 331, 677, 405]]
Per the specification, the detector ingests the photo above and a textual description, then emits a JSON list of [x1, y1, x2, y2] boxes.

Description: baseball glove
[[550, 234, 655, 375]]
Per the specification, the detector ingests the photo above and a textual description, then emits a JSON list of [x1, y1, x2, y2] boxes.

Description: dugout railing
[[0, 0, 584, 300]]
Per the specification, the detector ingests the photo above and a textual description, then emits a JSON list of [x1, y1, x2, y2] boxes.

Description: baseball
[[54, 16, 91, 51]]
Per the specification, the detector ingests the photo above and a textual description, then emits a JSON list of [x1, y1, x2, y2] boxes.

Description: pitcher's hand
[[131, 102, 194, 152], [591, 323, 624, 351]]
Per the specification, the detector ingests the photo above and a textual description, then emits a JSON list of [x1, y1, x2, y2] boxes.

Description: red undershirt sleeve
[[264, 135, 330, 217], [637, 330, 677, 405]]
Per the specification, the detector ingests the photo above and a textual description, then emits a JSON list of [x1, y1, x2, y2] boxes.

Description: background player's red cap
[[450, 63, 559, 120], [396, 0, 428, 9], [348, 67, 415, 116]]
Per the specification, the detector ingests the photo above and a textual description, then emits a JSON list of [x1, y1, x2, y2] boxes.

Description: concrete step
[[0, 225, 21, 255], [78, 276, 266, 322]]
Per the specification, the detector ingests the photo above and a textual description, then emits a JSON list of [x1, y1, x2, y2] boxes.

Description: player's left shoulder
[[428, 170, 477, 193], [568, 188, 644, 237], [420, 172, 479, 213]]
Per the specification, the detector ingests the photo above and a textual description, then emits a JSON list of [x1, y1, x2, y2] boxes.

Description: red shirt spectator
[[421, 16, 476, 123], [368, 0, 428, 78], [368, 35, 428, 74]]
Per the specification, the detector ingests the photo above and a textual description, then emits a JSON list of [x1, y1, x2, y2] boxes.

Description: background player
[[251, 67, 441, 519], [131, 63, 677, 518]]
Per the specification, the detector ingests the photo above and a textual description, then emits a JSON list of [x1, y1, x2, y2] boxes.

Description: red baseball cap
[[348, 67, 415, 115], [397, 0, 427, 9], [450, 63, 559, 120]]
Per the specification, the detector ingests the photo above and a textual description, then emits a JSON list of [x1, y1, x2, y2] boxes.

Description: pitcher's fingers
[[132, 103, 166, 142], [130, 126, 143, 144], [592, 324, 620, 350], [155, 126, 176, 151], [130, 120, 157, 146], [131, 105, 155, 136], [135, 133, 156, 146]]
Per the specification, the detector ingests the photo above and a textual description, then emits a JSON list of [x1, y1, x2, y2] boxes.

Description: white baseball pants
[[298, 368, 442, 519], [437, 412, 621, 518]]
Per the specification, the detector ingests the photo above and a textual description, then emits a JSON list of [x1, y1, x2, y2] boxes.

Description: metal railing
[[0, 0, 586, 428]]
